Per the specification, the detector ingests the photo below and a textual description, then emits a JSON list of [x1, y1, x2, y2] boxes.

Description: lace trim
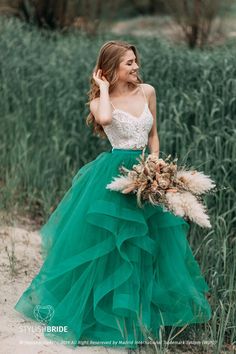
[[103, 108, 153, 149]]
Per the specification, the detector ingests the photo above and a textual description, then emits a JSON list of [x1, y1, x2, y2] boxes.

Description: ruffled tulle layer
[[14, 148, 212, 349]]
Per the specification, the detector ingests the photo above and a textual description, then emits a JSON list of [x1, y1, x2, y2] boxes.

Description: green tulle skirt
[[14, 148, 212, 350]]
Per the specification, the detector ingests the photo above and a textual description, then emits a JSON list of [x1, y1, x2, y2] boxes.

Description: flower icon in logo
[[33, 305, 55, 324]]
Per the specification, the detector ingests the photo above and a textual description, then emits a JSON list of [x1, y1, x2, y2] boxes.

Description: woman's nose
[[134, 63, 139, 70]]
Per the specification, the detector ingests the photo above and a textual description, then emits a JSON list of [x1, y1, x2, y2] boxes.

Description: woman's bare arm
[[90, 69, 112, 126]]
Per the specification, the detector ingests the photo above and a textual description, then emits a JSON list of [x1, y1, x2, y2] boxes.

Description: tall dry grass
[[0, 16, 235, 353]]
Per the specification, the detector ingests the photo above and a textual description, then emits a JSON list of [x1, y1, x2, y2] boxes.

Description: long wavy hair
[[86, 40, 143, 139]]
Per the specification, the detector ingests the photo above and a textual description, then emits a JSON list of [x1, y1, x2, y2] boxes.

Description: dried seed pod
[[166, 188, 178, 193]]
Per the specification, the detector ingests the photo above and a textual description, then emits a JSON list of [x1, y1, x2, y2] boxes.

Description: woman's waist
[[111, 146, 148, 154]]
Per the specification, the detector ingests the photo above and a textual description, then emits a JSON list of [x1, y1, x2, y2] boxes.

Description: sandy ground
[[0, 223, 135, 354]]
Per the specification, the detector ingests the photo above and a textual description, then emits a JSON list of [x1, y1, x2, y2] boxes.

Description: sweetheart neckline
[[112, 102, 150, 120]]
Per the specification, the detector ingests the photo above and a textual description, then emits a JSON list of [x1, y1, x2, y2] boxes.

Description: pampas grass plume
[[177, 170, 216, 195], [166, 191, 212, 228], [106, 176, 134, 192]]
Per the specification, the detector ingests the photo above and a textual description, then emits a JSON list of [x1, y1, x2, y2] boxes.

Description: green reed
[[0, 16, 235, 353]]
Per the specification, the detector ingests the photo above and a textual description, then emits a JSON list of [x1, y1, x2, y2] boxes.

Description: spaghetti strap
[[110, 85, 146, 110], [110, 100, 116, 109], [140, 84, 147, 102]]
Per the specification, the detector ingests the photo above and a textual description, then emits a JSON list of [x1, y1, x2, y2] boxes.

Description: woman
[[14, 40, 212, 351]]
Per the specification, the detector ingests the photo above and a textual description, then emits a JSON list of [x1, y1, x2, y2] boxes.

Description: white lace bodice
[[102, 85, 153, 149]]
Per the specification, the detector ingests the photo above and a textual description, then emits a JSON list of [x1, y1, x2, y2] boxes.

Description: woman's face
[[116, 49, 139, 83]]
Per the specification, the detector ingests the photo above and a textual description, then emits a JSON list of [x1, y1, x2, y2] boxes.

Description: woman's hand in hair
[[93, 69, 110, 90]]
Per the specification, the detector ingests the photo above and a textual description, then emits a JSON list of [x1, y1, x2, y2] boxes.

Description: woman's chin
[[128, 77, 138, 84]]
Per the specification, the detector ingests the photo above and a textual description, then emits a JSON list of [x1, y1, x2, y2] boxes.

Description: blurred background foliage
[[0, 15, 235, 236], [0, 1, 236, 351], [0, 0, 235, 47]]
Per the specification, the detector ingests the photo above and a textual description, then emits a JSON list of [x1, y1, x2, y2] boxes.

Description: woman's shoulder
[[140, 83, 156, 99]]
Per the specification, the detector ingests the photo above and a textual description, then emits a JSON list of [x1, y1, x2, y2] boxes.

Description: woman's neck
[[110, 82, 137, 98]]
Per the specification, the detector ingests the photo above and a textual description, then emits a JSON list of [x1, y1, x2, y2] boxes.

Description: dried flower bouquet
[[106, 149, 216, 228]]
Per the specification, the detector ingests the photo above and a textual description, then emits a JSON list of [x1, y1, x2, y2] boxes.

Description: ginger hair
[[85, 40, 143, 138]]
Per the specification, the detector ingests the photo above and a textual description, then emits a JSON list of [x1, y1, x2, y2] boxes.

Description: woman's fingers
[[93, 69, 109, 86], [93, 69, 101, 79], [102, 76, 109, 83]]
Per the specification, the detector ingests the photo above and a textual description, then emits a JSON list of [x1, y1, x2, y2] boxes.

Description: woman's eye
[[127, 60, 136, 66]]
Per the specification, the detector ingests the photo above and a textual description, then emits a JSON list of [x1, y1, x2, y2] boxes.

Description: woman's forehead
[[121, 49, 136, 61]]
